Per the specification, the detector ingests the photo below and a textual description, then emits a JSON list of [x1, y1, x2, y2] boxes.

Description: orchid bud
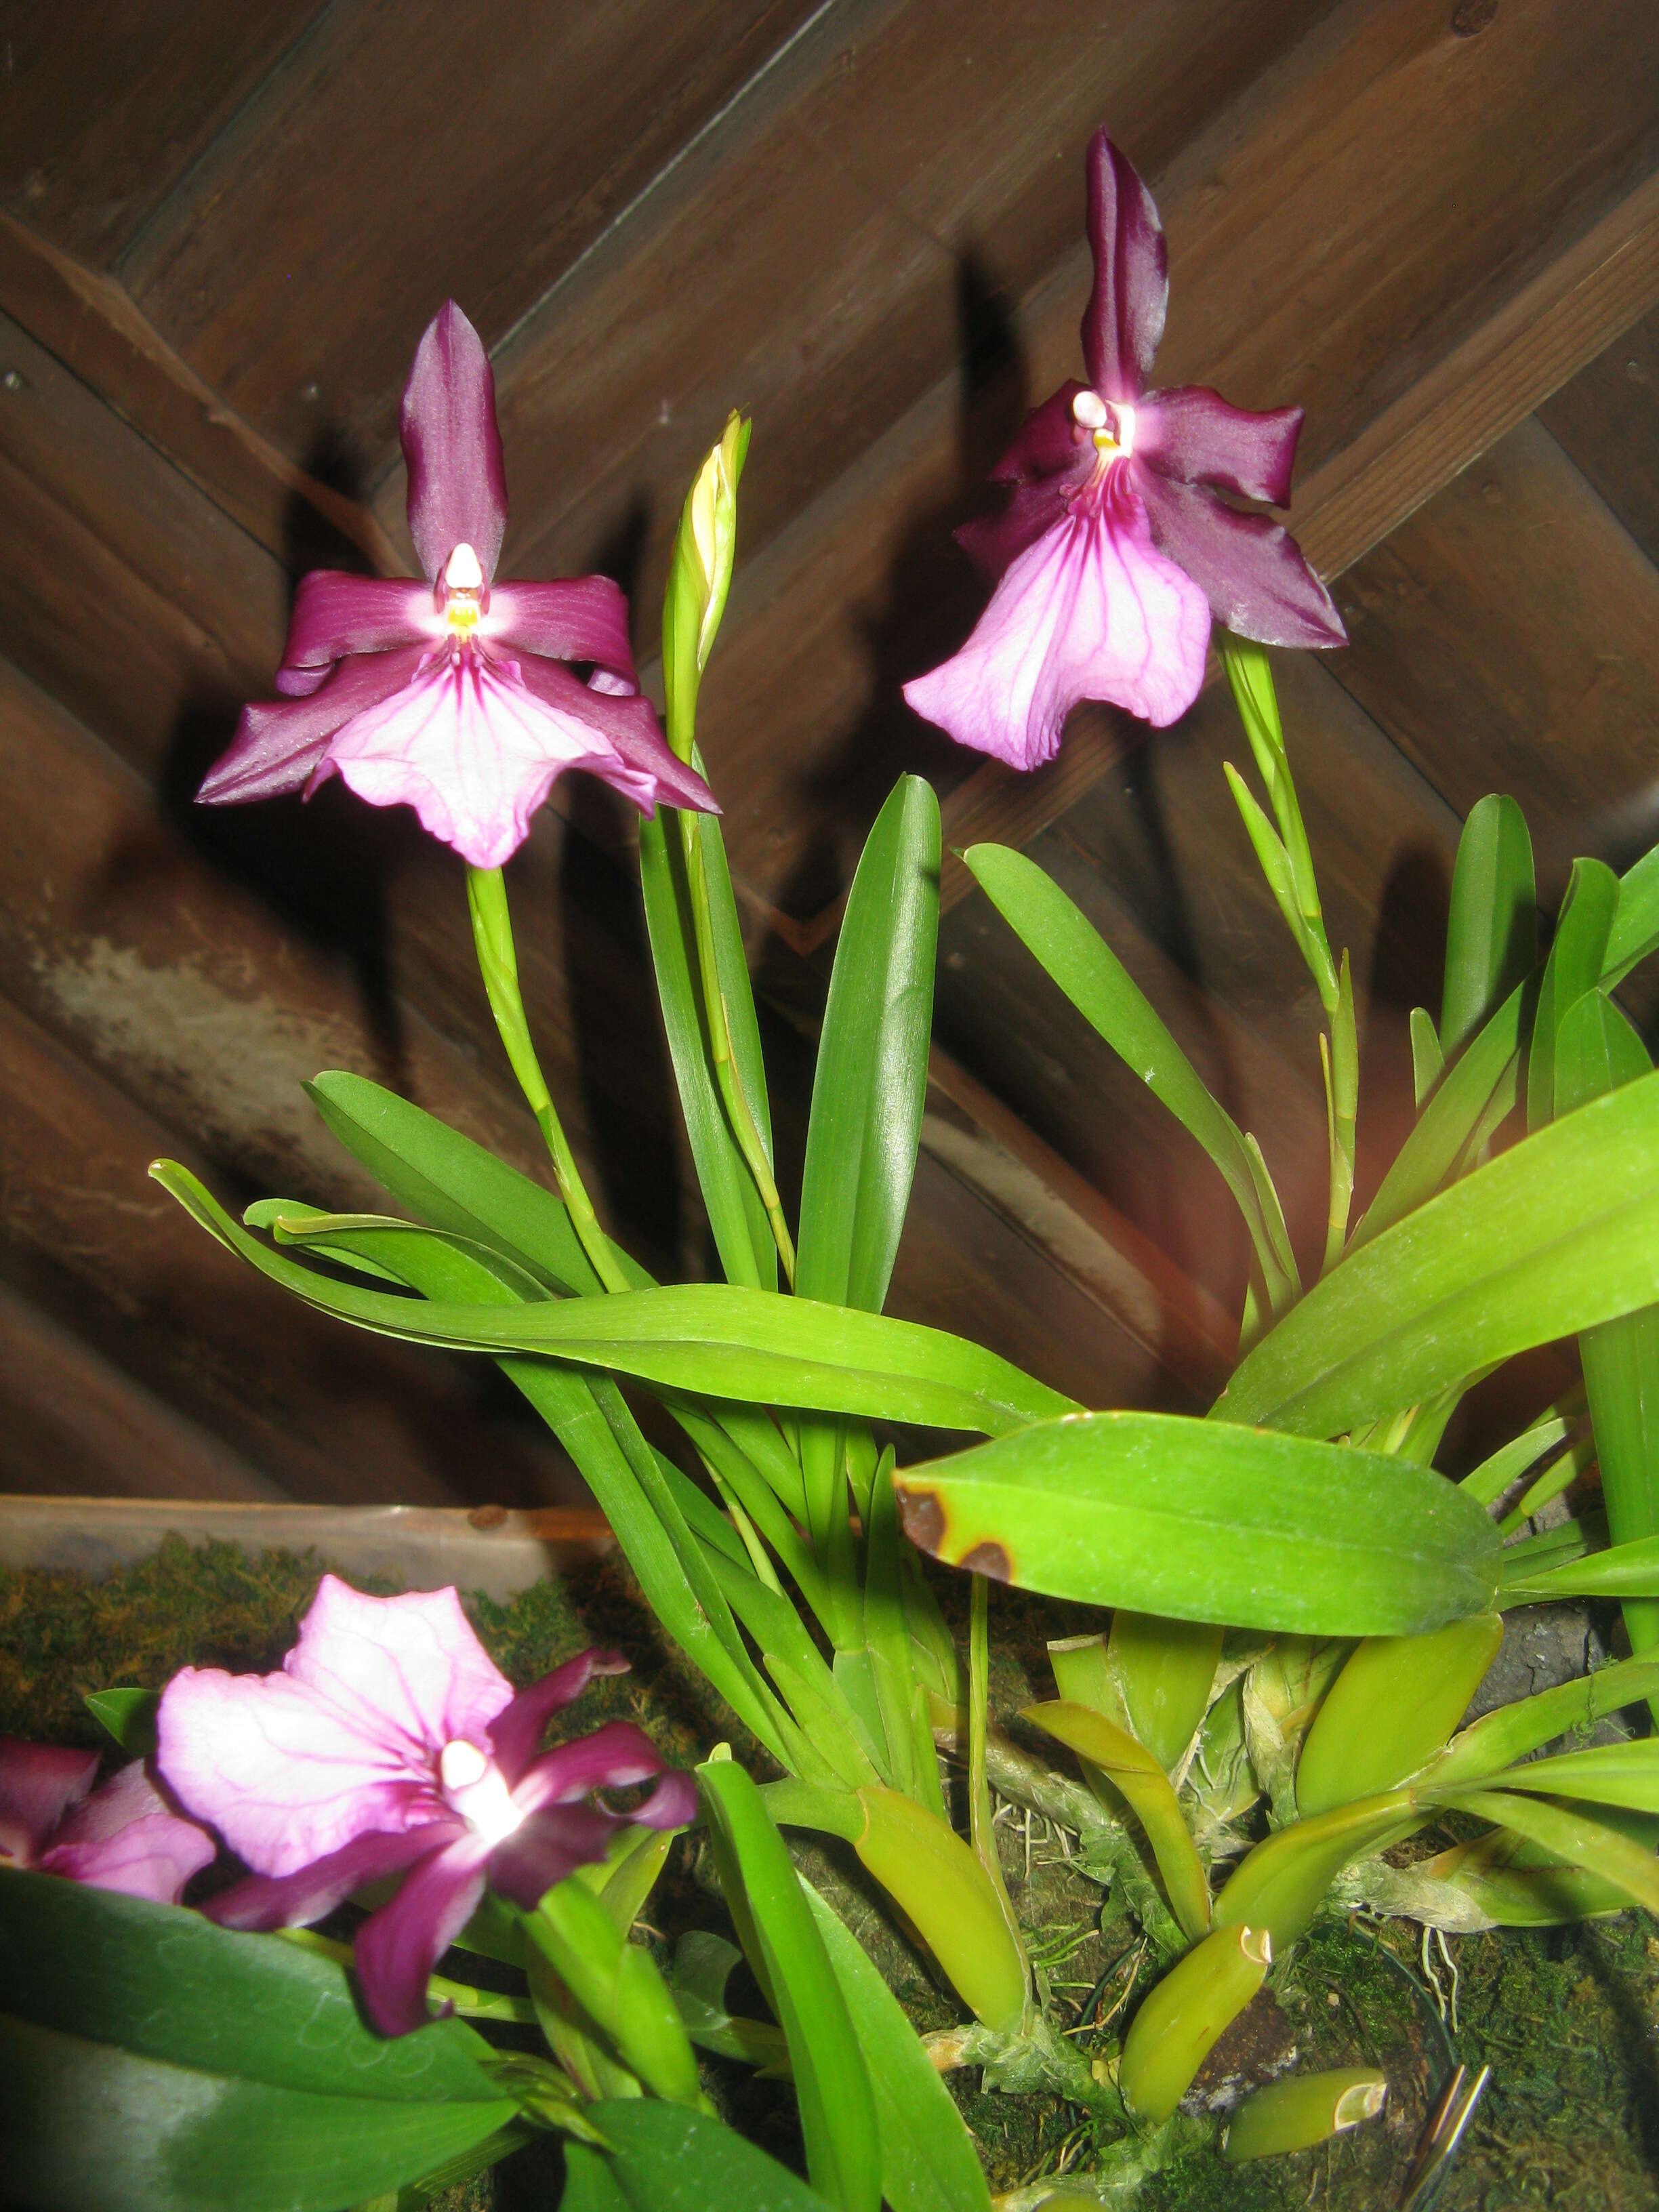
[[663, 412, 751, 760]]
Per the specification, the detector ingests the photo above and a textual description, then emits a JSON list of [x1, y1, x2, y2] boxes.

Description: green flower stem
[[1322, 949, 1359, 1273], [276, 1926, 538, 2023], [676, 808, 797, 1286], [465, 864, 629, 1295]]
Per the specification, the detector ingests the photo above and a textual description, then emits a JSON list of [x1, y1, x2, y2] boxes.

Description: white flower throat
[[442, 543, 485, 638], [438, 1737, 524, 1846]]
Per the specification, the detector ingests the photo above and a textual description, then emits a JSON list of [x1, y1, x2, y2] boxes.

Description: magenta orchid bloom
[[156, 1576, 696, 2036], [198, 302, 717, 868], [904, 131, 1344, 768], [0, 1738, 215, 1904]]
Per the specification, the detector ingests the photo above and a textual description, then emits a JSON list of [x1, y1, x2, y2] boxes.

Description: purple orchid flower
[[904, 131, 1345, 767], [0, 1737, 216, 1904], [156, 1575, 696, 2037], [197, 302, 718, 868]]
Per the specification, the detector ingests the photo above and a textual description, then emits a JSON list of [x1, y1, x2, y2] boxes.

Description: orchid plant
[[7, 129, 1659, 2212]]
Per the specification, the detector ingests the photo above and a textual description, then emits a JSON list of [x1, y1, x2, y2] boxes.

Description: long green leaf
[[1603, 838, 1659, 985], [306, 1069, 615, 1294], [565, 2103, 836, 2212], [1218, 1071, 1659, 1437], [1502, 1534, 1659, 1601], [802, 1883, 991, 2212], [640, 803, 776, 1291], [699, 1761, 880, 2212], [965, 842, 1296, 1308], [1526, 857, 1618, 1128], [157, 1164, 1070, 1435], [798, 777, 941, 1551], [0, 1876, 512, 2212], [893, 1412, 1499, 1635], [1557, 989, 1659, 1688], [1432, 1656, 1659, 1784], [1427, 1787, 1659, 1919], [1440, 794, 1536, 1057]]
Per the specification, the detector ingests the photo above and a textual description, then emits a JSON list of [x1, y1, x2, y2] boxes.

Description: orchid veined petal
[[157, 1660, 441, 1878], [510, 655, 719, 817], [1082, 130, 1168, 403], [283, 1576, 513, 1759], [280, 575, 441, 674], [1136, 470, 1347, 649], [486, 578, 638, 687], [988, 382, 1094, 486], [485, 1801, 622, 1910], [402, 302, 508, 586], [325, 655, 656, 867], [353, 1834, 492, 2037], [0, 1738, 99, 1864], [1134, 390, 1304, 506], [205, 1824, 448, 1933], [198, 647, 428, 804], [957, 476, 1077, 583], [906, 486, 1210, 766], [39, 1764, 216, 1904], [511, 1719, 679, 1816], [486, 1650, 630, 1785]]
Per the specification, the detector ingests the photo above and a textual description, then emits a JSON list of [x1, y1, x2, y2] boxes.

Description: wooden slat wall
[[1, 3, 1657, 1505]]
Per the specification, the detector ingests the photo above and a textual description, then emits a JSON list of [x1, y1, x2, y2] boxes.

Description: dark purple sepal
[[513, 1720, 678, 1816], [1136, 472, 1347, 649], [487, 580, 639, 689], [0, 1738, 99, 1863], [1134, 390, 1304, 506], [485, 1803, 622, 1910], [354, 1832, 491, 2036], [486, 1650, 630, 1784], [508, 656, 719, 816], [988, 384, 1094, 485], [281, 575, 435, 675], [197, 647, 429, 804], [956, 477, 1077, 583], [205, 1823, 447, 1932], [1082, 131, 1167, 403], [402, 303, 508, 586]]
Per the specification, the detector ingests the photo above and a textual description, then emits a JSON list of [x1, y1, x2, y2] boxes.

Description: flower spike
[[906, 127, 1344, 769]]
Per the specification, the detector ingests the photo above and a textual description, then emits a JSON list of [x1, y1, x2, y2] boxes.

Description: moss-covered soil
[[3, 1540, 1656, 2209]]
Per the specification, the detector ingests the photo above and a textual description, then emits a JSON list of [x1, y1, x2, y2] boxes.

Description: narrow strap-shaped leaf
[[1557, 989, 1659, 1695], [1439, 794, 1536, 1058], [861, 1448, 921, 1798], [156, 1163, 1070, 1435], [306, 1069, 615, 1294], [1409, 1008, 1444, 1108], [1603, 836, 1659, 986], [798, 777, 941, 1549], [1432, 1654, 1659, 1784], [1459, 1402, 1578, 1504], [1219, 1070, 1659, 1438], [965, 842, 1297, 1309], [699, 1761, 882, 2212], [1349, 974, 1531, 1251], [640, 805, 776, 1291], [1023, 1700, 1211, 1941], [802, 1882, 992, 2212], [571, 2101, 838, 2212], [1424, 1788, 1659, 1918], [893, 1412, 1499, 1636], [1526, 857, 1618, 1128]]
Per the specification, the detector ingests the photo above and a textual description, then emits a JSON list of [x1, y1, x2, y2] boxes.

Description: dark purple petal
[[957, 478, 1076, 583], [1134, 389, 1303, 505], [281, 575, 437, 675], [197, 647, 428, 804], [508, 655, 719, 816], [1136, 470, 1347, 649], [354, 1833, 491, 2036], [630, 1769, 699, 1832], [41, 1765, 216, 1904], [988, 383, 1094, 486], [274, 662, 333, 699], [512, 1720, 678, 1816], [1082, 132, 1167, 403], [486, 579, 638, 687], [0, 1738, 99, 1864], [204, 1824, 449, 1933], [485, 1802, 622, 1910], [486, 1650, 630, 1785], [402, 302, 508, 586]]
